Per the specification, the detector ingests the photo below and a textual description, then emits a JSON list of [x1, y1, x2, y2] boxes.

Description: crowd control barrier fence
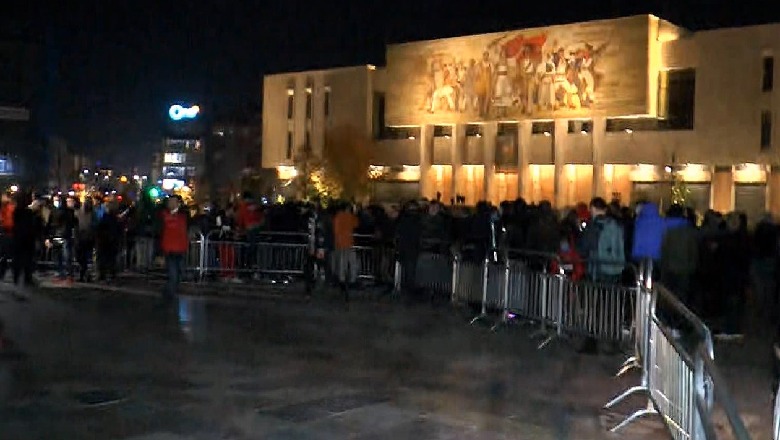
[[605, 262, 751, 440]]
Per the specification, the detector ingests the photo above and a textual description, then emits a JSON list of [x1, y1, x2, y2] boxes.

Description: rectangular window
[[761, 110, 772, 149], [324, 88, 331, 117], [763, 57, 774, 92], [305, 89, 312, 119], [286, 131, 293, 159], [304, 130, 311, 152], [372, 92, 385, 138], [659, 69, 695, 130], [163, 152, 185, 164], [286, 90, 294, 119]]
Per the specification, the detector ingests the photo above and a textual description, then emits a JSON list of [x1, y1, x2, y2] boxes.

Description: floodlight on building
[[625, 128, 633, 134], [543, 131, 551, 137]]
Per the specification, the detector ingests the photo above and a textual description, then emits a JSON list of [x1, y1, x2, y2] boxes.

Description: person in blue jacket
[[631, 202, 666, 271]]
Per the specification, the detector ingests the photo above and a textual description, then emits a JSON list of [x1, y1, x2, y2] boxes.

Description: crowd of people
[[0, 188, 774, 340]]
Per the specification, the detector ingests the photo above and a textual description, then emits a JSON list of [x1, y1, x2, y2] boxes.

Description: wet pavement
[[0, 282, 773, 440]]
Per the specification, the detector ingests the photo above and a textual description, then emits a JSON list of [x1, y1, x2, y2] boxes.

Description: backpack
[[594, 216, 625, 277]]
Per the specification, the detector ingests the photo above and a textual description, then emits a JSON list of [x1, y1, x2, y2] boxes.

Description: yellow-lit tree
[[322, 124, 374, 201], [292, 125, 374, 202]]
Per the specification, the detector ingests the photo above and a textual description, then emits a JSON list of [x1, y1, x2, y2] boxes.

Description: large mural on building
[[385, 16, 651, 125]]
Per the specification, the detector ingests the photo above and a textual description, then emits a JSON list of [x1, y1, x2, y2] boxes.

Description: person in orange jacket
[[159, 196, 189, 301]]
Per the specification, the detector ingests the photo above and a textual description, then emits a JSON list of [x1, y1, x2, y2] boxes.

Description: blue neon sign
[[168, 104, 200, 121]]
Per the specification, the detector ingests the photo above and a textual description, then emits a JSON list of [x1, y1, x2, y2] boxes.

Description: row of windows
[[286, 87, 330, 120], [285, 86, 330, 159]]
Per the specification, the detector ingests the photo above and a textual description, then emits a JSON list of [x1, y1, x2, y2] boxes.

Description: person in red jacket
[[160, 196, 189, 300], [0, 192, 15, 281]]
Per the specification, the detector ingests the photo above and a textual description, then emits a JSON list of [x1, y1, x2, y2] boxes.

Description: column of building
[[482, 122, 498, 203], [419, 124, 434, 200], [451, 124, 465, 203], [552, 119, 568, 208], [517, 120, 532, 202], [591, 117, 606, 201]]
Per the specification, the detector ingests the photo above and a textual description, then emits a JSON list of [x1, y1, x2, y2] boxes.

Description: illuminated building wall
[[262, 15, 780, 221]]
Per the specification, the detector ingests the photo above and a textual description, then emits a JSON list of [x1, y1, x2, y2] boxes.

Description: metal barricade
[[559, 277, 637, 344], [352, 234, 396, 283], [415, 252, 453, 297], [203, 230, 308, 279], [774, 383, 780, 440], [451, 254, 484, 305], [606, 283, 751, 440]]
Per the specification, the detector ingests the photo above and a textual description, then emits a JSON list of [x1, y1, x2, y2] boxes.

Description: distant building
[[263, 14, 780, 222], [47, 137, 91, 191], [0, 37, 43, 187], [158, 104, 207, 194], [206, 112, 262, 202]]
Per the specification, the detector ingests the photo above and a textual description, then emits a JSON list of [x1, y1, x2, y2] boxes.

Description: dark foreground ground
[[0, 281, 773, 439]]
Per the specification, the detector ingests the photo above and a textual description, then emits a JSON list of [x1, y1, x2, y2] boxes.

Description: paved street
[[0, 281, 773, 439]]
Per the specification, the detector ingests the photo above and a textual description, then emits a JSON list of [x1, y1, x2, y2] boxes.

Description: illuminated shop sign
[[168, 104, 200, 121]]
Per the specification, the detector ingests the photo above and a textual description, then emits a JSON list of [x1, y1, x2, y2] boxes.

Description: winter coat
[[160, 210, 189, 254], [661, 218, 699, 276], [632, 203, 666, 261]]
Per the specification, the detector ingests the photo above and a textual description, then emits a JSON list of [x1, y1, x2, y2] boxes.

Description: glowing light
[[277, 165, 298, 180], [119, 176, 128, 183], [624, 128, 633, 134], [580, 130, 587, 135], [543, 131, 551, 137], [83, 169, 89, 174], [162, 178, 185, 190], [286, 89, 294, 96], [408, 136, 416, 140], [148, 187, 161, 198], [9, 185, 18, 193], [133, 175, 140, 180], [68, 191, 75, 196], [367, 64, 376, 70], [664, 166, 673, 173], [168, 104, 200, 121], [475, 133, 482, 138], [734, 163, 767, 183]]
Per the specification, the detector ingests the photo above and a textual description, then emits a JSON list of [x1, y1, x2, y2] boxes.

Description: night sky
[[2, 1, 778, 169]]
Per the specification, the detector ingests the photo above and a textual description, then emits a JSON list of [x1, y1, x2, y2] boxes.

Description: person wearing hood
[[661, 204, 698, 307], [631, 202, 666, 268]]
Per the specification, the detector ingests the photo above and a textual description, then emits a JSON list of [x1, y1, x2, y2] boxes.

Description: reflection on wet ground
[[0, 286, 767, 439]]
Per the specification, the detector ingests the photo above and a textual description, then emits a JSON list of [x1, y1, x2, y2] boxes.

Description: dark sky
[[3, 1, 779, 169]]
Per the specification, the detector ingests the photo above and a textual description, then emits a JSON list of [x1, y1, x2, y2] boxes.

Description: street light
[[9, 185, 18, 193]]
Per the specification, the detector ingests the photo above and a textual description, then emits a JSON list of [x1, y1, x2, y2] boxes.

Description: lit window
[[164, 153, 185, 164], [287, 89, 294, 119], [305, 87, 312, 119]]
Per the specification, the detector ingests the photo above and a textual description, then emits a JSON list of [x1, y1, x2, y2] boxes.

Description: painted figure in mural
[[493, 48, 513, 117], [463, 59, 478, 112], [475, 51, 493, 117], [537, 51, 556, 111], [421, 31, 608, 117], [429, 59, 456, 113]]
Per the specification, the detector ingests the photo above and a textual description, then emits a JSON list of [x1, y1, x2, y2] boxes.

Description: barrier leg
[[469, 258, 490, 325], [530, 275, 556, 349], [490, 260, 511, 332]]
